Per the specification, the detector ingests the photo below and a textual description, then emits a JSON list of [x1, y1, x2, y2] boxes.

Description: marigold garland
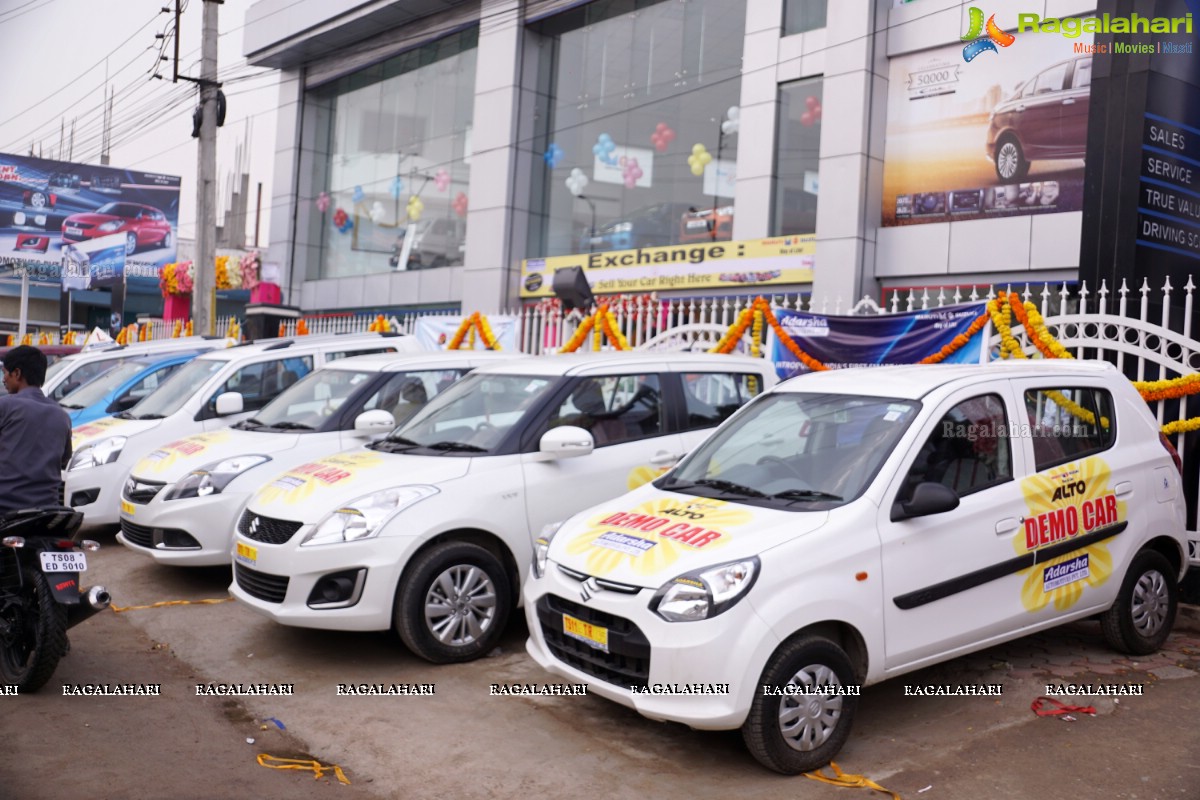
[[557, 305, 630, 353], [184, 320, 193, 336], [918, 311, 990, 364], [1162, 417, 1200, 436]]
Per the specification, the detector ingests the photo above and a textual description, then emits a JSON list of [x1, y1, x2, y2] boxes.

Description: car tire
[[160, 231, 172, 249], [395, 541, 511, 664], [742, 636, 858, 775], [28, 192, 48, 210], [125, 232, 137, 255], [994, 136, 1028, 183], [1100, 549, 1177, 655]]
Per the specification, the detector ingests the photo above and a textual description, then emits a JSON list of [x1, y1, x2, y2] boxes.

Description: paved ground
[[2, 530, 1198, 800]]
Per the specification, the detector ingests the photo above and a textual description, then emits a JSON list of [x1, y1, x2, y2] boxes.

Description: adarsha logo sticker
[[1043, 554, 1089, 592]]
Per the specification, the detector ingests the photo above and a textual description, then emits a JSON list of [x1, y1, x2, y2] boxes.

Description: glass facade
[[772, 77, 823, 236], [308, 29, 477, 279], [783, 0, 827, 36], [525, 0, 745, 258]]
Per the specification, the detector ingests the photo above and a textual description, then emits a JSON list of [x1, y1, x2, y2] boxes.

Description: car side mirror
[[891, 481, 960, 522], [111, 394, 140, 412], [214, 391, 244, 416], [538, 425, 594, 460], [353, 409, 395, 435]]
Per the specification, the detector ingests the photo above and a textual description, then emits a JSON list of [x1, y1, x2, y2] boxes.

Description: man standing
[[0, 346, 73, 514]]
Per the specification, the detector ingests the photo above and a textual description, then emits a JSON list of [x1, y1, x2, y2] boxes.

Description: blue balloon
[[352, 185, 364, 203], [390, 176, 404, 199], [544, 143, 564, 169]]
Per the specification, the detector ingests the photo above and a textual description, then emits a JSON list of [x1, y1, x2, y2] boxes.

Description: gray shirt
[[0, 387, 72, 514]]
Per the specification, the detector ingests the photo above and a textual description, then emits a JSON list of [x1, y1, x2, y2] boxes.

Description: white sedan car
[[524, 361, 1188, 773]]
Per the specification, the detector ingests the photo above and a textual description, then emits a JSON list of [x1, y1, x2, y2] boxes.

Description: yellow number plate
[[235, 542, 258, 565], [562, 613, 609, 653], [120, 500, 135, 516]]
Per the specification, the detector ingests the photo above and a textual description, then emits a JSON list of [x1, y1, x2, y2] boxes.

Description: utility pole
[[193, 0, 220, 335]]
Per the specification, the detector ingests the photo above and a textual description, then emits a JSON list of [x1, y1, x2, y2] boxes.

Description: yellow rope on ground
[[804, 761, 902, 799], [110, 597, 234, 613], [256, 754, 351, 785]]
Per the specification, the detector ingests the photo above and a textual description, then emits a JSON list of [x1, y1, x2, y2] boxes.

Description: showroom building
[[244, 0, 1095, 316]]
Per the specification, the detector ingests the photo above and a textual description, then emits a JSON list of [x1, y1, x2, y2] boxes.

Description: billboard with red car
[[0, 152, 180, 279]]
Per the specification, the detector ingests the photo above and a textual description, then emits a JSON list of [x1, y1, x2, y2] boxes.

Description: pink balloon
[[813, 106, 823, 120], [805, 95, 818, 110], [801, 111, 814, 127]]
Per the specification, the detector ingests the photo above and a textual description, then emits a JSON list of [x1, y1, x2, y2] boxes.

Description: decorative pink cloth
[[164, 294, 191, 321], [251, 283, 282, 305]]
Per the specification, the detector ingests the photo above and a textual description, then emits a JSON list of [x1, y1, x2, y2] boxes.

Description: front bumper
[[228, 526, 422, 632], [523, 560, 778, 730], [65, 461, 129, 526], [117, 487, 248, 567]]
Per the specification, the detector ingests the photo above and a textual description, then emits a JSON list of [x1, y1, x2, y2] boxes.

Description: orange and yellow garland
[[558, 305, 630, 353], [447, 312, 502, 350]]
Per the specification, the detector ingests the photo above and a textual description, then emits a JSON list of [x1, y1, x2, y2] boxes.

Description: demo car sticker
[[1013, 458, 1122, 612], [254, 450, 386, 506], [135, 430, 233, 475], [71, 416, 131, 449], [565, 497, 752, 576]]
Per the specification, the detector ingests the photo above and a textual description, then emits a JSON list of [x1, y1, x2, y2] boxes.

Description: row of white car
[[59, 335, 1190, 773]]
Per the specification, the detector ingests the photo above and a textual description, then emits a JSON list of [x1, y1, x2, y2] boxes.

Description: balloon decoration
[[650, 122, 676, 153], [369, 201, 386, 224], [453, 192, 469, 218], [333, 208, 353, 233], [721, 106, 741, 136], [621, 156, 643, 189], [315, 191, 330, 213], [565, 167, 589, 197], [406, 195, 424, 222], [389, 176, 405, 199], [352, 185, 365, 203], [592, 133, 617, 166], [434, 168, 451, 192], [543, 142, 564, 169], [687, 144, 713, 177], [801, 95, 823, 127]]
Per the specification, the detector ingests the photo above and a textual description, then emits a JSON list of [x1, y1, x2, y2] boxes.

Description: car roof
[[126, 350, 202, 367], [470, 352, 772, 377], [322, 350, 518, 373], [196, 331, 413, 362], [774, 361, 1120, 400]]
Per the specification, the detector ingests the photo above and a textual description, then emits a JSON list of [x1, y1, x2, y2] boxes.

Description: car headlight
[[650, 557, 760, 622], [532, 520, 564, 579], [164, 454, 271, 500], [68, 436, 126, 471], [98, 220, 123, 232], [13, 212, 25, 225], [301, 485, 438, 546]]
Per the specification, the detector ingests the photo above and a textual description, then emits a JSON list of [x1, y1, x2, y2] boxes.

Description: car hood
[[64, 212, 122, 226], [548, 484, 830, 589], [72, 416, 159, 450], [129, 428, 331, 482], [246, 448, 473, 522]]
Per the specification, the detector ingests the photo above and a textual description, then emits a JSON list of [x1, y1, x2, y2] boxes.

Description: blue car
[[59, 351, 201, 426]]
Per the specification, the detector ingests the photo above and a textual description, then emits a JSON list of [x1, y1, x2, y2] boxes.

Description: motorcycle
[[0, 507, 111, 691]]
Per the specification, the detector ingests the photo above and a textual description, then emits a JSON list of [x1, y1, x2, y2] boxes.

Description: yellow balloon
[[690, 162, 705, 176], [692, 143, 706, 155]]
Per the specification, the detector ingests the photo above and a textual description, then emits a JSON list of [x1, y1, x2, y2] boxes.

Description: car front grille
[[537, 595, 651, 690], [124, 478, 165, 505], [234, 564, 289, 604], [237, 511, 303, 545], [119, 518, 154, 549]]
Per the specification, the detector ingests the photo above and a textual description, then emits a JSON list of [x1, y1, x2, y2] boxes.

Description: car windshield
[[247, 368, 376, 431], [378, 372, 556, 454], [58, 361, 146, 408], [124, 358, 226, 419], [44, 355, 79, 384], [96, 202, 133, 216], [659, 392, 921, 510]]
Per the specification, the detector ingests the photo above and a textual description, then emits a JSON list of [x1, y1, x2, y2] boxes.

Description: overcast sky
[[0, 0, 279, 247]]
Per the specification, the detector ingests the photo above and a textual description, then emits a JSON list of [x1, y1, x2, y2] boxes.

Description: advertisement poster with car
[[0, 152, 180, 280], [881, 21, 1092, 226], [60, 233, 127, 291]]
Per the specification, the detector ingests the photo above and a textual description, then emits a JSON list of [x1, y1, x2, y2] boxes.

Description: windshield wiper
[[665, 477, 770, 498], [426, 441, 487, 453], [134, 413, 167, 420], [234, 417, 266, 430], [264, 421, 314, 431], [115, 411, 137, 419], [60, 403, 85, 410], [771, 489, 843, 502], [370, 437, 421, 453]]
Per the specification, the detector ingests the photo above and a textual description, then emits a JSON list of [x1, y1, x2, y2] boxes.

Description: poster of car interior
[[61, 233, 127, 291], [767, 303, 988, 379], [881, 20, 1092, 226], [0, 152, 180, 282], [520, 235, 815, 298]]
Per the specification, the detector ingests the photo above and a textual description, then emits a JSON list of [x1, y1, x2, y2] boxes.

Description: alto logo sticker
[[1013, 459, 1122, 613], [961, 7, 1016, 62]]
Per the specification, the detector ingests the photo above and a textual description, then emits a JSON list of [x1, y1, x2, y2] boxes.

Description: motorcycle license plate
[[40, 551, 87, 573]]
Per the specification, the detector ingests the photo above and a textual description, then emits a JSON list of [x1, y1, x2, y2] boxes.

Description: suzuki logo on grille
[[580, 577, 601, 603], [248, 516, 260, 536]]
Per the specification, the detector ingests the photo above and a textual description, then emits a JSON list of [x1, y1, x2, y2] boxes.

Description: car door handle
[[1015, 104, 1026, 112], [1115, 481, 1133, 497], [1061, 98, 1075, 105], [995, 517, 1021, 535], [650, 452, 682, 467]]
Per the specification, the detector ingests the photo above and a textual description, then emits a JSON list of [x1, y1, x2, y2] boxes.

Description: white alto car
[[44, 336, 234, 402], [66, 332, 420, 527], [230, 353, 777, 664], [525, 361, 1188, 774], [117, 350, 509, 566]]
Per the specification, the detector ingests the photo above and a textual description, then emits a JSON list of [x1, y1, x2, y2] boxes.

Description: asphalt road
[[2, 528, 1199, 800]]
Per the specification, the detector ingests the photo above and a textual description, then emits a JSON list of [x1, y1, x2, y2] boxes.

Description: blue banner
[[768, 302, 988, 380]]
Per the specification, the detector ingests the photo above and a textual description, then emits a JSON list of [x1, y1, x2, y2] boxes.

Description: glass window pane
[[783, 0, 827, 36], [1023, 387, 1114, 471], [548, 374, 663, 446], [900, 394, 1013, 499], [773, 77, 823, 236], [679, 372, 763, 431]]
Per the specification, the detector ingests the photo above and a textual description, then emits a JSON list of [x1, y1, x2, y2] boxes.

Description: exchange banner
[[768, 303, 988, 380], [882, 19, 1092, 226], [520, 235, 815, 298]]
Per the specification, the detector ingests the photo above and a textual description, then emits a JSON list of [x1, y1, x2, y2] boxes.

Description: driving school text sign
[[519, 235, 815, 298]]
